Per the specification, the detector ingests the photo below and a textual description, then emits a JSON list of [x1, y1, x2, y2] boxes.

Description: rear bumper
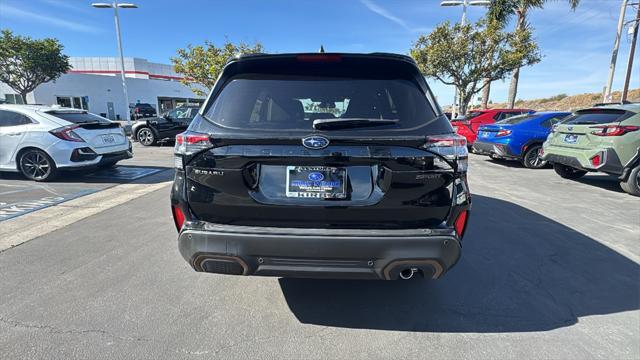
[[49, 139, 132, 169], [542, 146, 624, 176], [178, 222, 462, 280], [472, 140, 518, 159]]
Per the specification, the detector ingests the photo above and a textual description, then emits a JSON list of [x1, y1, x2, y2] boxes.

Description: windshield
[[202, 76, 437, 132], [46, 111, 110, 124]]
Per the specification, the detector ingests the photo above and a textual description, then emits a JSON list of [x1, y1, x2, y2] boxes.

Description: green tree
[[411, 20, 540, 115], [488, 0, 580, 108], [172, 39, 264, 96], [0, 29, 71, 104]]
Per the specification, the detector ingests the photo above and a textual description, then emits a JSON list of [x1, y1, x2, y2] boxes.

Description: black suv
[[132, 106, 200, 146], [171, 53, 471, 280], [130, 103, 156, 120]]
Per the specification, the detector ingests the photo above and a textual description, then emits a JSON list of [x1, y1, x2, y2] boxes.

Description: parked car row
[[0, 104, 132, 181], [458, 103, 640, 196]]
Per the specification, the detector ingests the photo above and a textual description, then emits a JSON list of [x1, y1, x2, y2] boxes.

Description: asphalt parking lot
[[0, 147, 638, 359], [0, 143, 173, 221]]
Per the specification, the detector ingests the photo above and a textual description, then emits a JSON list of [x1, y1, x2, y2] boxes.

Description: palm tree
[[482, 0, 580, 109]]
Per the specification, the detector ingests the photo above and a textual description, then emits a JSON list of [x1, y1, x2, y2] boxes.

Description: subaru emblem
[[302, 136, 329, 149], [308, 172, 324, 181]]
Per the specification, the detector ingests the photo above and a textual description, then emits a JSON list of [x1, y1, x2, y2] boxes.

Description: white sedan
[[0, 104, 132, 181]]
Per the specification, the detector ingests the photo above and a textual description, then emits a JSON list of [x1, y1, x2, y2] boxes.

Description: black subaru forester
[[171, 53, 470, 280]]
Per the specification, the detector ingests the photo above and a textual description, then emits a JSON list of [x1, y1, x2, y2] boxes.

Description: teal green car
[[542, 103, 640, 196]]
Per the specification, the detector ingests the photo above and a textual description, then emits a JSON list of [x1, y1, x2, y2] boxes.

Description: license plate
[[563, 134, 579, 144], [286, 166, 346, 199], [101, 134, 116, 144]]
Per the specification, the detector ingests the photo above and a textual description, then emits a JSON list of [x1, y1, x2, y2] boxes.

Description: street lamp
[[440, 0, 491, 116], [91, 1, 137, 129], [440, 0, 491, 25]]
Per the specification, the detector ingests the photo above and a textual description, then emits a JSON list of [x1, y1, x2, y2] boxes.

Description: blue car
[[472, 111, 570, 168]]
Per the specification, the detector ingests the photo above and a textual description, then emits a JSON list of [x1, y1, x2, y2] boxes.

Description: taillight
[[171, 205, 185, 231], [50, 125, 84, 142], [454, 210, 469, 238], [496, 129, 512, 137], [590, 125, 640, 136], [174, 131, 213, 169], [423, 134, 468, 172]]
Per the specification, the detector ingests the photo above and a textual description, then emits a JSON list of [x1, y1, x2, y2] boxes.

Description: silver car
[[0, 105, 132, 181]]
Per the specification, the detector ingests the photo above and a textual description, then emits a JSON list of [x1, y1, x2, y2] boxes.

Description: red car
[[452, 108, 533, 146]]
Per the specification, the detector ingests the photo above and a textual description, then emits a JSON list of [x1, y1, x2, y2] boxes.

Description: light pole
[[440, 0, 491, 116], [91, 1, 137, 129], [603, 0, 629, 103], [621, 4, 640, 102]]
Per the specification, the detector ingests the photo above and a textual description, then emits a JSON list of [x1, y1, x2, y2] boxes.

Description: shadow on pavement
[[574, 175, 625, 194], [478, 156, 624, 194], [279, 195, 639, 332]]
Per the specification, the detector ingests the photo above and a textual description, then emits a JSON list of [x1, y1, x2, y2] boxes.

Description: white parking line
[[0, 173, 172, 252]]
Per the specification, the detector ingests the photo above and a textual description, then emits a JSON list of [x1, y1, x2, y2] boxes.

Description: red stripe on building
[[68, 69, 186, 81]]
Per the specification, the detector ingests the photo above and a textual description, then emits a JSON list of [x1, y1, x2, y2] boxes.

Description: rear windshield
[[451, 111, 482, 122], [497, 114, 536, 124], [46, 111, 110, 124], [202, 76, 438, 132], [136, 104, 154, 110], [563, 109, 631, 125]]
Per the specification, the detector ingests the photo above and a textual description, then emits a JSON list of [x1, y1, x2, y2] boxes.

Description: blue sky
[[1, 0, 638, 105]]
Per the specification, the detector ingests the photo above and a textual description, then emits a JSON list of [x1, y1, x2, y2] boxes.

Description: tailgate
[[185, 144, 457, 229], [547, 108, 633, 149], [74, 124, 128, 150]]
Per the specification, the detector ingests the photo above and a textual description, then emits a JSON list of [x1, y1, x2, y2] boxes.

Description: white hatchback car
[[0, 104, 132, 181]]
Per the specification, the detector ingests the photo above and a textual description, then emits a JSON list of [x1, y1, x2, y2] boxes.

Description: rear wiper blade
[[312, 118, 399, 130]]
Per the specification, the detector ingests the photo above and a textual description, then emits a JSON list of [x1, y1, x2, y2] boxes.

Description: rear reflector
[[171, 205, 185, 231], [454, 210, 469, 238], [590, 153, 603, 167]]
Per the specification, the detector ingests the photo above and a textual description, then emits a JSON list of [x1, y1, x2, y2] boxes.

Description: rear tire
[[553, 163, 586, 179], [136, 127, 156, 146], [18, 149, 57, 182], [522, 145, 547, 169], [620, 166, 640, 196]]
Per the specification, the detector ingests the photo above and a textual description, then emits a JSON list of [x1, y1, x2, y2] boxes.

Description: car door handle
[[7, 132, 22, 136]]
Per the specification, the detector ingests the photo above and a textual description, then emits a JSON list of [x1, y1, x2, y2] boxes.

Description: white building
[[0, 57, 206, 120]]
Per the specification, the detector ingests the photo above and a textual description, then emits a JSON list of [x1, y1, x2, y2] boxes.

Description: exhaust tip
[[383, 259, 443, 280], [399, 268, 418, 280], [192, 254, 249, 275]]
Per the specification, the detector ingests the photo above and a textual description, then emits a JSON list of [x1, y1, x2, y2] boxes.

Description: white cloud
[[359, 0, 429, 33], [40, 0, 93, 14], [0, 3, 100, 33]]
